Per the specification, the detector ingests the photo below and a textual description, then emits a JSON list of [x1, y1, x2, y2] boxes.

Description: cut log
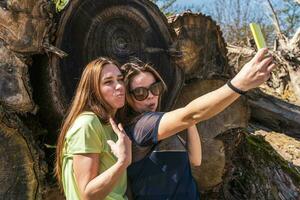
[[247, 89, 300, 139], [0, 0, 52, 54], [0, 0, 53, 113], [168, 12, 232, 81], [0, 106, 47, 199], [219, 133, 300, 199], [0, 42, 35, 112]]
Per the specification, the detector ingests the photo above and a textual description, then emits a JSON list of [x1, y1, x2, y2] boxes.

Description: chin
[[151, 108, 156, 112], [111, 102, 125, 109], [116, 103, 125, 109]]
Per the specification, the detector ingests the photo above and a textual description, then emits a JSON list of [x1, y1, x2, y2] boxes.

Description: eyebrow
[[103, 74, 123, 80]]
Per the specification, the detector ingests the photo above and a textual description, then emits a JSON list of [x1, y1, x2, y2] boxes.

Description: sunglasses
[[130, 82, 163, 101]]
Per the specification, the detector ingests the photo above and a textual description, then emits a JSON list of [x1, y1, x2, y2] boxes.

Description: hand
[[107, 118, 132, 167], [231, 48, 275, 91]]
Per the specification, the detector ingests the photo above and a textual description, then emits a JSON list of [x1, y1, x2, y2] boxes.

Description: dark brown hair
[[118, 58, 167, 124]]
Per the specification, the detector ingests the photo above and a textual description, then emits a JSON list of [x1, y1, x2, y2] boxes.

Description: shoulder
[[64, 112, 106, 153], [66, 112, 104, 138], [76, 111, 105, 128], [77, 111, 100, 123], [138, 111, 164, 123], [126, 112, 164, 129], [125, 112, 165, 146]]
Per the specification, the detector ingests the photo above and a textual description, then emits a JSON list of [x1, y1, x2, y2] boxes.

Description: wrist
[[227, 79, 247, 95], [116, 158, 130, 168]]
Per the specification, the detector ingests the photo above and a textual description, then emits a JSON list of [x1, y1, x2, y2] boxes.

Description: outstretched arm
[[157, 48, 275, 141]]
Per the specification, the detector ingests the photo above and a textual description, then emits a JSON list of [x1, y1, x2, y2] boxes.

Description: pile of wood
[[0, 0, 299, 199]]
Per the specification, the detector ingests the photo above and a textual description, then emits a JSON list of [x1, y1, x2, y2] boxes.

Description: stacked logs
[[0, 0, 299, 199]]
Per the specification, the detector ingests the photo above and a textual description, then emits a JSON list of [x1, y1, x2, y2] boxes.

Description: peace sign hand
[[107, 118, 132, 167]]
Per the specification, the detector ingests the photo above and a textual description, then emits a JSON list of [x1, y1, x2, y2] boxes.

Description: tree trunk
[[247, 89, 300, 139], [214, 131, 300, 200], [0, 106, 47, 199], [0, 0, 299, 199]]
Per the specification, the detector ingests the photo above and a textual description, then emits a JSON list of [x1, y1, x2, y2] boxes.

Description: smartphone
[[249, 23, 267, 49]]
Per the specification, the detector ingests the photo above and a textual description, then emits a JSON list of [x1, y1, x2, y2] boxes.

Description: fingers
[[267, 63, 276, 73], [109, 118, 126, 138], [118, 123, 124, 133], [107, 140, 115, 148], [252, 48, 268, 63], [109, 117, 117, 127], [109, 118, 121, 135], [258, 56, 273, 70], [109, 117, 117, 129]]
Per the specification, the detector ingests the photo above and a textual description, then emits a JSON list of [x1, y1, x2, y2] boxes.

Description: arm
[[73, 154, 128, 200], [74, 119, 131, 200], [157, 48, 275, 141], [187, 125, 202, 166]]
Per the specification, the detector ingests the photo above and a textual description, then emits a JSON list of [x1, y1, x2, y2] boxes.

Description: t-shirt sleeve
[[131, 112, 164, 146], [67, 120, 103, 154]]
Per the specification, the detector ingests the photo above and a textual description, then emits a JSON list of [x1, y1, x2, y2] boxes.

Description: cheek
[[131, 98, 144, 110], [100, 87, 114, 99]]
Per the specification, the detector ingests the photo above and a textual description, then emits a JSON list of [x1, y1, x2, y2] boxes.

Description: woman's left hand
[[108, 118, 132, 167]]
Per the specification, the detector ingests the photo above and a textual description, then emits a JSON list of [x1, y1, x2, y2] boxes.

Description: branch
[[289, 27, 300, 54], [226, 44, 255, 56], [266, 0, 287, 42]]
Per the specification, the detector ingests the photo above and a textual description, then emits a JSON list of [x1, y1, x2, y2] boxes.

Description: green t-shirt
[[62, 112, 127, 200]]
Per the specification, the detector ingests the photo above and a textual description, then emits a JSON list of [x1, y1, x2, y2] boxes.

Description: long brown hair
[[55, 57, 120, 189], [118, 58, 167, 124]]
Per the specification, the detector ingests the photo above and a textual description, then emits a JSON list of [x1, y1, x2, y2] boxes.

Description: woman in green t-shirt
[[55, 57, 131, 200]]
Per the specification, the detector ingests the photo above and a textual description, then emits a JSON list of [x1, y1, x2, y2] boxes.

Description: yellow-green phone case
[[250, 23, 267, 49]]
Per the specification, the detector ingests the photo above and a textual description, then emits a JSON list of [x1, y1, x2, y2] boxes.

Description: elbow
[[82, 195, 90, 200], [82, 191, 102, 200], [190, 159, 202, 167], [82, 193, 94, 200], [82, 195, 103, 200]]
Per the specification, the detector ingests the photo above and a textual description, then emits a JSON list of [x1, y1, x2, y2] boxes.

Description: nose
[[115, 81, 124, 91], [147, 90, 154, 99]]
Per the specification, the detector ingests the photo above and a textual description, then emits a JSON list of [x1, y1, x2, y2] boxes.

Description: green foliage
[[52, 0, 69, 12]]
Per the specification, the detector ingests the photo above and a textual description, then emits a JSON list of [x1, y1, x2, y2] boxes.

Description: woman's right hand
[[108, 118, 132, 167], [230, 48, 275, 92]]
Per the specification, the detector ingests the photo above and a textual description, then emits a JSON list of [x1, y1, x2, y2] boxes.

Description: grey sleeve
[[131, 112, 164, 146]]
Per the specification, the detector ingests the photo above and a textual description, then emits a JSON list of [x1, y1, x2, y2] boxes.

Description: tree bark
[[0, 0, 299, 199], [0, 106, 47, 199], [247, 89, 300, 139]]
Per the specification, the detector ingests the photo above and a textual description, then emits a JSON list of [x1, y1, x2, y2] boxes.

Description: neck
[[111, 109, 117, 117]]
